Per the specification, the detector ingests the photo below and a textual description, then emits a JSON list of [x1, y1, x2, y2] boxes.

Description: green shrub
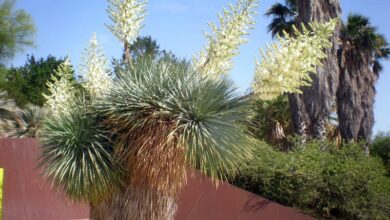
[[233, 141, 390, 220], [372, 132, 390, 175]]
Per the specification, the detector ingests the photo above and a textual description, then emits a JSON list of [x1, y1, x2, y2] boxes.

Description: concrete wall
[[0, 138, 315, 220]]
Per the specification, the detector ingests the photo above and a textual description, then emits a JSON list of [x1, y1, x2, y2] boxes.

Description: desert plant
[[39, 96, 122, 204], [0, 90, 21, 137], [38, 0, 338, 219], [15, 104, 47, 137]]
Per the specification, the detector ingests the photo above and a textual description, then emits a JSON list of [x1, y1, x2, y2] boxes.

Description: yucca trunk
[[89, 122, 187, 220], [90, 187, 177, 220], [337, 48, 377, 142], [289, 0, 341, 139]]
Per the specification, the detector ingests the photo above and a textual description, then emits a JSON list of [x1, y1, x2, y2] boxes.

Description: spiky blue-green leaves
[[96, 58, 253, 182], [39, 97, 122, 204]]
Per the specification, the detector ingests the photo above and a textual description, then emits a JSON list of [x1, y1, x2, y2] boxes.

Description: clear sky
[[9, 0, 390, 134]]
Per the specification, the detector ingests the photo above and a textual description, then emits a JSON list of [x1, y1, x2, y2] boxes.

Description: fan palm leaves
[[264, 0, 297, 37]]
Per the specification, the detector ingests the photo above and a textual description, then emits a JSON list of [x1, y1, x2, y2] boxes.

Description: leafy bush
[[233, 141, 390, 220], [372, 132, 390, 175]]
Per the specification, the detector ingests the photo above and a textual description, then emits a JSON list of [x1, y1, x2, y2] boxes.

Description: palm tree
[[39, 58, 254, 219], [337, 14, 390, 142], [264, 0, 297, 37], [265, 0, 341, 141]]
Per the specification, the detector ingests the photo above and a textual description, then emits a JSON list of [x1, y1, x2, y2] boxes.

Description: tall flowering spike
[[80, 33, 112, 98], [194, 0, 258, 76], [43, 58, 75, 115], [253, 19, 338, 100], [107, 0, 147, 45]]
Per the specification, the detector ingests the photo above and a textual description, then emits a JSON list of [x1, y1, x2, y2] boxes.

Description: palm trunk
[[289, 0, 341, 140], [337, 48, 377, 142]]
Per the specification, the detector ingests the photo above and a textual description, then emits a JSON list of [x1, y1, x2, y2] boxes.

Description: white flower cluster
[[194, 0, 258, 76], [107, 0, 147, 45], [253, 19, 338, 100], [43, 58, 76, 116], [80, 33, 112, 98]]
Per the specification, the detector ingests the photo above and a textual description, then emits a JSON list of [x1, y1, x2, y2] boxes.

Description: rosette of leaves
[[93, 57, 254, 219], [39, 96, 123, 204]]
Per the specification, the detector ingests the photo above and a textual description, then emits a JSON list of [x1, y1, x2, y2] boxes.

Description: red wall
[[0, 138, 315, 220]]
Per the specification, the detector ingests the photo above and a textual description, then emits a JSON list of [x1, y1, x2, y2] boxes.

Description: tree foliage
[[0, 0, 35, 64], [264, 0, 296, 37], [372, 132, 390, 175], [0, 55, 65, 106]]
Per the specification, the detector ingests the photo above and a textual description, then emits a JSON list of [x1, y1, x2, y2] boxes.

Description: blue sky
[[9, 0, 390, 134]]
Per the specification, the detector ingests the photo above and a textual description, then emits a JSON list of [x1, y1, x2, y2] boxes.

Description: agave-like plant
[[39, 96, 122, 204], [0, 90, 21, 137], [14, 104, 47, 138], [39, 57, 254, 219]]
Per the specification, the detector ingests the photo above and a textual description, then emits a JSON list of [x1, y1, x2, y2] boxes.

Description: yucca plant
[[39, 96, 122, 204], [37, 0, 337, 219], [88, 57, 254, 219]]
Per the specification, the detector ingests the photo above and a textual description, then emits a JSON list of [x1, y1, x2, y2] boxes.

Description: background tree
[[112, 35, 175, 72], [337, 14, 390, 142], [0, 55, 66, 106], [288, 0, 341, 140], [0, 0, 35, 65], [264, 0, 296, 37], [265, 0, 341, 141]]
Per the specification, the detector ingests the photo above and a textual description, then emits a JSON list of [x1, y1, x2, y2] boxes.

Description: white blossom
[[107, 0, 147, 45], [253, 19, 338, 100], [194, 0, 258, 76], [43, 58, 76, 116], [80, 33, 112, 98]]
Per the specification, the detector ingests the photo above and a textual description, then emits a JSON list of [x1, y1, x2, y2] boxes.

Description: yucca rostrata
[[91, 58, 253, 219], [39, 57, 254, 219], [38, 0, 337, 219]]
